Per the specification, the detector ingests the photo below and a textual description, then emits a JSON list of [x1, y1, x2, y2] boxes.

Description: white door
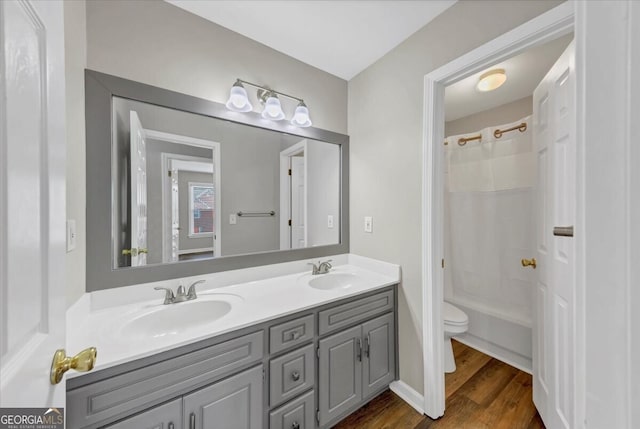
[[0, 0, 67, 408], [532, 41, 575, 429], [129, 111, 148, 266], [291, 156, 307, 248]]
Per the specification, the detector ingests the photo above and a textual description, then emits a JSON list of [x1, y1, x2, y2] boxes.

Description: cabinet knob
[[168, 423, 174, 429], [291, 370, 301, 381], [291, 422, 300, 429], [290, 331, 301, 340]]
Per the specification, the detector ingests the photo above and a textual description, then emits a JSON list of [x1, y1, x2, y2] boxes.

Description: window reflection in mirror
[[112, 97, 340, 269]]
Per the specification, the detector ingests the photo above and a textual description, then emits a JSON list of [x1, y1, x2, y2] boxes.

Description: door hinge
[[316, 409, 320, 424], [441, 259, 445, 269], [262, 368, 265, 380], [168, 170, 172, 177], [288, 219, 292, 226], [288, 168, 292, 176], [316, 347, 320, 358]]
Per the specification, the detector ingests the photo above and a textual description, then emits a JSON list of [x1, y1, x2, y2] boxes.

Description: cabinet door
[[183, 365, 263, 429], [362, 313, 395, 398], [318, 325, 362, 426], [103, 398, 182, 429]]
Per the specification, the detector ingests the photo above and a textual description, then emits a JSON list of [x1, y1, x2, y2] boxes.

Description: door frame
[[279, 140, 308, 250], [420, 2, 578, 420], [150, 129, 221, 260], [162, 154, 219, 261]]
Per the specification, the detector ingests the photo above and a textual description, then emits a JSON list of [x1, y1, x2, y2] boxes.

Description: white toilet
[[443, 302, 469, 373]]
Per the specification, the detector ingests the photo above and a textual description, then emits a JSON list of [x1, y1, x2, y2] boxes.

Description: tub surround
[[67, 253, 400, 375]]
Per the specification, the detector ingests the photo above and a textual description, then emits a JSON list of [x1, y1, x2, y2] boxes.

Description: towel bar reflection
[[237, 211, 276, 217]]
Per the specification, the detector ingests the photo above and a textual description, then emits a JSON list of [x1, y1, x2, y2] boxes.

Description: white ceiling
[[165, 0, 457, 80], [445, 34, 573, 122]]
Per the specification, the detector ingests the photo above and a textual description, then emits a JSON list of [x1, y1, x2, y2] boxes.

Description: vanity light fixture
[[225, 78, 312, 127], [291, 101, 312, 127], [225, 80, 253, 112], [259, 91, 286, 121], [476, 68, 507, 92]]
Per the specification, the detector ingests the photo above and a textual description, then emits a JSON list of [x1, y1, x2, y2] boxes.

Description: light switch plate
[[229, 214, 237, 225], [327, 215, 334, 228], [66, 219, 77, 252], [364, 216, 373, 233]]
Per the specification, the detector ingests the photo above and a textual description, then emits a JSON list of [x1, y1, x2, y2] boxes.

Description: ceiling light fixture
[[225, 79, 312, 127], [476, 68, 507, 92]]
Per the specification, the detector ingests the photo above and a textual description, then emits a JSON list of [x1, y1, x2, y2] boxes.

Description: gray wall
[[348, 0, 563, 395], [444, 96, 533, 137], [307, 141, 340, 247], [64, 0, 87, 307]]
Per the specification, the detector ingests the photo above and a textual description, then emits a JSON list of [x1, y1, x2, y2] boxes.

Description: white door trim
[[279, 140, 307, 250], [154, 131, 221, 260], [421, 2, 576, 419]]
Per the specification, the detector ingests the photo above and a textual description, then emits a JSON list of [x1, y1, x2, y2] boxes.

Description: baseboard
[[389, 380, 424, 415], [455, 333, 532, 374]]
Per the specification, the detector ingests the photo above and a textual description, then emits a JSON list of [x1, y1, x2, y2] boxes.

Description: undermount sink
[[123, 299, 232, 339], [308, 272, 362, 290]]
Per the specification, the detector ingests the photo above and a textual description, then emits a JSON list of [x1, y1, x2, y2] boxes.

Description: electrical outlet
[[67, 219, 77, 252], [229, 214, 237, 225], [327, 215, 334, 228], [364, 216, 373, 233]]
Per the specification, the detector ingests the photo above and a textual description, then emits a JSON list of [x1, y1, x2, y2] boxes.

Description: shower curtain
[[444, 116, 536, 326]]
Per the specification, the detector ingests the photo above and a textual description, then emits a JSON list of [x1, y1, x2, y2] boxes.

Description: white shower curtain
[[444, 116, 536, 326]]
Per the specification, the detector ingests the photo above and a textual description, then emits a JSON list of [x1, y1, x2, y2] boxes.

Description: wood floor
[[334, 340, 545, 429]]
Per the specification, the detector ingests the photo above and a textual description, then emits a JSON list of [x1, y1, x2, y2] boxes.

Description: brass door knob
[[50, 347, 97, 385], [521, 258, 537, 269]]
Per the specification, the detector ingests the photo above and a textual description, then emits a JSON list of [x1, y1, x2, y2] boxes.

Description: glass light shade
[[476, 69, 507, 92], [291, 104, 312, 127], [261, 96, 285, 121], [225, 84, 253, 112]]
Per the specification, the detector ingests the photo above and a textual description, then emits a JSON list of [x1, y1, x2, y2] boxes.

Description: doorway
[[279, 140, 308, 250], [421, 3, 578, 427]]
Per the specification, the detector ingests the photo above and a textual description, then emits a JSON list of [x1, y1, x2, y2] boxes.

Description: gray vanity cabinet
[[102, 399, 182, 429], [318, 325, 363, 426], [183, 365, 263, 429], [69, 286, 397, 429], [362, 313, 395, 398], [318, 312, 395, 427]]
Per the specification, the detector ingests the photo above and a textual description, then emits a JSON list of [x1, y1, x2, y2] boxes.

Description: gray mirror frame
[[85, 70, 349, 291]]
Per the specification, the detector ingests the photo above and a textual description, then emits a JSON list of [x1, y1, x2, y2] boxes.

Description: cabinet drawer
[[318, 289, 394, 335], [269, 344, 315, 408], [68, 331, 263, 428], [269, 314, 314, 354], [269, 390, 315, 429], [102, 398, 182, 429]]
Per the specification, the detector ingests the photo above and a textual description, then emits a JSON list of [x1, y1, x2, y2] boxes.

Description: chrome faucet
[[308, 259, 332, 275], [154, 280, 205, 305]]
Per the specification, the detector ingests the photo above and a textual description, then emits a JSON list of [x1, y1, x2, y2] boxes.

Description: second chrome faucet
[[154, 280, 206, 305]]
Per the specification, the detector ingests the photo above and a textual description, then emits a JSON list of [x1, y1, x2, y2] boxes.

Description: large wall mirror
[[86, 70, 349, 290]]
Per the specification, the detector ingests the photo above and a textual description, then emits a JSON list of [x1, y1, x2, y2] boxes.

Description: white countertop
[[67, 254, 400, 377]]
